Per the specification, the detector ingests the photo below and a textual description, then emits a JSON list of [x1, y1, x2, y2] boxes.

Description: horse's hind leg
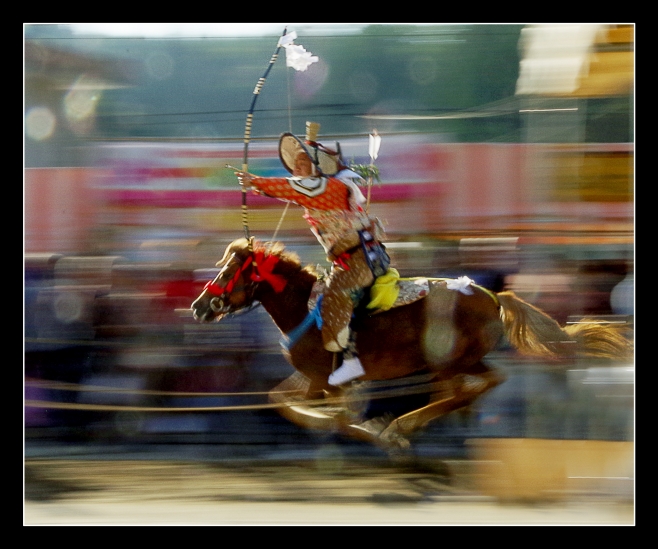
[[378, 362, 504, 444]]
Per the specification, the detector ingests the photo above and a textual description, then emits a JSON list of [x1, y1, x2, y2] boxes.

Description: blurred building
[[515, 24, 633, 205], [518, 24, 633, 96], [25, 40, 139, 254], [25, 40, 139, 167]]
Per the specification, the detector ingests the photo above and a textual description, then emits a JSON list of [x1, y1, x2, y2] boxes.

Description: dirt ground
[[24, 458, 635, 525]]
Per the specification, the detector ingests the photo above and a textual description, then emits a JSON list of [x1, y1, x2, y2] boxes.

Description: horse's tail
[[496, 291, 633, 360]]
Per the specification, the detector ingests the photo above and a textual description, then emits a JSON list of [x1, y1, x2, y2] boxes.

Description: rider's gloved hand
[[235, 172, 253, 189]]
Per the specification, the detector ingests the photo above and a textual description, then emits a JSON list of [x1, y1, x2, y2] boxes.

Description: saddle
[[281, 271, 429, 352], [282, 270, 481, 352], [309, 268, 430, 315]]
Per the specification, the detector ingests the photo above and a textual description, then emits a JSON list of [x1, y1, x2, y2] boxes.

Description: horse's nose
[[190, 297, 205, 320]]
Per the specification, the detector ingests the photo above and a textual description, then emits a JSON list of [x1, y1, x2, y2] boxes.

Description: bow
[[239, 28, 319, 242], [241, 27, 288, 241]]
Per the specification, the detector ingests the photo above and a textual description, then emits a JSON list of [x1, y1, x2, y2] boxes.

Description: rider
[[236, 122, 390, 386]]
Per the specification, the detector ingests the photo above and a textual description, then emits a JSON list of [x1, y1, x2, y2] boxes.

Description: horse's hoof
[[457, 372, 503, 397], [383, 433, 411, 452], [344, 414, 410, 450], [379, 421, 411, 451], [460, 374, 489, 393], [350, 415, 391, 437]]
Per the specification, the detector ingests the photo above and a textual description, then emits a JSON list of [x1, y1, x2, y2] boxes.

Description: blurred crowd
[[24, 236, 633, 449]]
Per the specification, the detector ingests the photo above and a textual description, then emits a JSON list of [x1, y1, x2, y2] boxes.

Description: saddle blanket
[[308, 269, 430, 314]]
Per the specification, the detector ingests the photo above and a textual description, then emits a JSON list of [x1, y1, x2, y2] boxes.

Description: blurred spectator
[[432, 238, 517, 293], [610, 272, 634, 317], [570, 260, 627, 317]]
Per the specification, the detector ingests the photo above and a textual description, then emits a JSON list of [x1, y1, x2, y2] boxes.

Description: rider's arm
[[239, 174, 351, 211]]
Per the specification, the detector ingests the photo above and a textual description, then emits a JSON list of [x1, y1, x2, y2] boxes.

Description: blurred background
[[24, 23, 634, 509]]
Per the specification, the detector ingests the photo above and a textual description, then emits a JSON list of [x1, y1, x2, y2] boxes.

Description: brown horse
[[191, 238, 633, 450]]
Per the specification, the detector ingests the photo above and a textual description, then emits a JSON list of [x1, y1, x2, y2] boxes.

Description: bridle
[[203, 253, 255, 315], [202, 249, 288, 317]]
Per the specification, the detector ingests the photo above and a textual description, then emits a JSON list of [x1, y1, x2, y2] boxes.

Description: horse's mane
[[240, 238, 320, 278]]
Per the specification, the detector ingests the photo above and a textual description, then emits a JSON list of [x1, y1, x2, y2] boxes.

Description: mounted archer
[[236, 122, 390, 386], [191, 238, 633, 450], [192, 30, 632, 451]]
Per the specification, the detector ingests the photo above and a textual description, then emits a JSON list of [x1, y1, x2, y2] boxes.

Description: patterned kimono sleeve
[[249, 177, 300, 203], [250, 176, 350, 211]]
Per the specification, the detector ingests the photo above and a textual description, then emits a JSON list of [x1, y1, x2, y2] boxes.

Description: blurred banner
[[24, 138, 633, 255]]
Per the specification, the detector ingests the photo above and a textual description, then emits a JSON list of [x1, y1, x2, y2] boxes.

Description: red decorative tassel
[[333, 252, 352, 271], [250, 252, 287, 293]]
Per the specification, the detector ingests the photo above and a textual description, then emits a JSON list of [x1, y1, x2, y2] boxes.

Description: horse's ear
[[235, 237, 251, 249], [216, 249, 236, 268]]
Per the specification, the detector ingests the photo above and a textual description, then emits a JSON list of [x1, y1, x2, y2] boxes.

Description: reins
[[280, 295, 323, 352], [203, 258, 253, 297]]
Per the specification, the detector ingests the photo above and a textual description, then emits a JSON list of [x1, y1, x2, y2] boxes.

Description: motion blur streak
[[24, 23, 634, 525]]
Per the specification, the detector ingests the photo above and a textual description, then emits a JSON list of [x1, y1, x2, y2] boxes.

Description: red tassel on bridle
[[204, 251, 287, 296], [250, 251, 287, 293]]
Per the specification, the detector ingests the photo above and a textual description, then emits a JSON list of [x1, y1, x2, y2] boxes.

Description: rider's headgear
[[279, 121, 347, 177]]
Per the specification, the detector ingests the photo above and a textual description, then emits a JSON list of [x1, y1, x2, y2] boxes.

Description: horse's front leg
[[267, 372, 346, 432]]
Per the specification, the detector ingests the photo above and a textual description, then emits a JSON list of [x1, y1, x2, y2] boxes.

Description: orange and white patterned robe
[[247, 173, 385, 352]]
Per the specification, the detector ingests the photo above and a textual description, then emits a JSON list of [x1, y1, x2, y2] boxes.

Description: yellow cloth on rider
[[367, 268, 401, 311]]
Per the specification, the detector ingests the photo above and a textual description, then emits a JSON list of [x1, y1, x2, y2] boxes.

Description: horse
[[191, 238, 633, 451]]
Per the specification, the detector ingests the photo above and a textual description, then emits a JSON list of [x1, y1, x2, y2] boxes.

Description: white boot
[[328, 357, 366, 386]]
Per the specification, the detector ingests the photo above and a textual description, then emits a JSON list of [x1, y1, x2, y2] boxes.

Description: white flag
[[369, 132, 381, 161], [278, 31, 319, 72]]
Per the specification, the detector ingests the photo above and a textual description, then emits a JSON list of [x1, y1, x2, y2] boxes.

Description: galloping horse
[[191, 238, 633, 450]]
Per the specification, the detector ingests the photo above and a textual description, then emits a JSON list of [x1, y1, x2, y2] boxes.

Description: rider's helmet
[[279, 121, 347, 177]]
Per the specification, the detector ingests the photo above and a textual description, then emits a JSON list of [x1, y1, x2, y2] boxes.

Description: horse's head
[[191, 238, 288, 322]]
